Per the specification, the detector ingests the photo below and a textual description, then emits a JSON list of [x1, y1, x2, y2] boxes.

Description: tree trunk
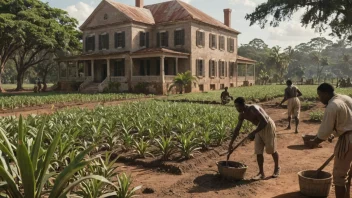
[[0, 63, 6, 93], [179, 86, 183, 94], [15, 71, 25, 91], [42, 75, 47, 91]]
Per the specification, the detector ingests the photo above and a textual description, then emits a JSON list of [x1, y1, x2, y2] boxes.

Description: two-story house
[[57, 0, 256, 94]]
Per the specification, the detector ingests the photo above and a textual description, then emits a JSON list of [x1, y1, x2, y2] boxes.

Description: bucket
[[216, 161, 247, 181], [298, 170, 332, 197]]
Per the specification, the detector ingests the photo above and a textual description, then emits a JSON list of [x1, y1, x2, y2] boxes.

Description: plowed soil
[[116, 100, 338, 198]]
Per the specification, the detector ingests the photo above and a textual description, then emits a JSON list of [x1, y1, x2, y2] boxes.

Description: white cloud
[[229, 0, 256, 7], [180, 0, 192, 3], [65, 2, 95, 26]]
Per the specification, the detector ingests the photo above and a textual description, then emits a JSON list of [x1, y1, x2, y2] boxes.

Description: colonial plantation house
[[57, 0, 256, 94]]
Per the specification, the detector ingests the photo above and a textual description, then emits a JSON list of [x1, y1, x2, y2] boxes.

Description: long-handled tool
[[316, 154, 334, 178], [220, 136, 248, 164]]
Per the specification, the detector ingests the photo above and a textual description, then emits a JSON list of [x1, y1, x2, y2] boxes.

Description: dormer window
[[99, 33, 109, 50], [104, 14, 108, 20]]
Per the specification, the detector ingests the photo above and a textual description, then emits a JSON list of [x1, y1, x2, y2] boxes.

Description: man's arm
[[297, 89, 302, 97], [228, 114, 244, 147], [280, 89, 289, 105], [310, 105, 336, 147]]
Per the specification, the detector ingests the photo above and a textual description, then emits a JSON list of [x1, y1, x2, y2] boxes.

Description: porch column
[[175, 57, 178, 75], [245, 63, 248, 81], [91, 60, 94, 79], [160, 56, 165, 83], [253, 64, 256, 85], [75, 61, 79, 78], [130, 57, 133, 80], [107, 59, 110, 79]]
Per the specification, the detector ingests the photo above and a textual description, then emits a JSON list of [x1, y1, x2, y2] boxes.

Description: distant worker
[[279, 80, 302, 133], [37, 80, 42, 93], [229, 97, 280, 180], [220, 87, 233, 105], [309, 83, 352, 198]]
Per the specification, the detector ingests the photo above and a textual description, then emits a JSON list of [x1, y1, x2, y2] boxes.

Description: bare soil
[[116, 100, 337, 198]]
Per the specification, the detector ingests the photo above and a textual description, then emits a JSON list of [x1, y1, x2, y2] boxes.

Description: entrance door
[[102, 64, 107, 82]]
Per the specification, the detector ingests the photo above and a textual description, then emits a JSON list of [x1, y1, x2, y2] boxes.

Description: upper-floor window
[[219, 60, 227, 77], [139, 32, 150, 48], [229, 62, 236, 77], [115, 32, 125, 48], [99, 33, 109, 50], [209, 34, 217, 49], [157, 31, 169, 47], [209, 59, 217, 77], [113, 60, 125, 76], [227, 37, 235, 53], [174, 29, 185, 46], [219, 36, 225, 50], [196, 59, 205, 77], [196, 30, 205, 47], [85, 35, 95, 52]]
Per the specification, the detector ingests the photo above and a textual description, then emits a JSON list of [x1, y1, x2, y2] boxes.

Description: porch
[[236, 56, 256, 86]]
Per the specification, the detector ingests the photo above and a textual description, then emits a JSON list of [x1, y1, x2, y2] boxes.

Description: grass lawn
[[2, 83, 54, 90]]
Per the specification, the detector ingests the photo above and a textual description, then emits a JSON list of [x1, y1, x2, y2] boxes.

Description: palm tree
[[269, 46, 291, 84], [168, 71, 197, 94]]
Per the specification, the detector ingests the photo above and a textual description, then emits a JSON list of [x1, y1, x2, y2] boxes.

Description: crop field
[[166, 85, 352, 104], [0, 93, 152, 110], [0, 101, 255, 197], [2, 83, 54, 90]]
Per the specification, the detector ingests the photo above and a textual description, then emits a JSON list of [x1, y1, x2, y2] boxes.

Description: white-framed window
[[219, 36, 225, 50], [196, 30, 205, 47], [227, 37, 235, 53], [209, 59, 217, 77], [196, 59, 205, 77], [209, 34, 217, 49]]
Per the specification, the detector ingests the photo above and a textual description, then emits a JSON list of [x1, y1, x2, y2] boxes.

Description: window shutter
[[85, 37, 89, 52], [114, 33, 118, 48], [165, 31, 169, 47], [122, 32, 125, 48], [92, 36, 95, 51], [106, 34, 109, 49], [227, 38, 230, 52], [202, 32, 205, 46], [157, 32, 160, 47], [196, 60, 198, 76], [214, 35, 217, 49], [219, 36, 221, 49], [174, 30, 177, 46], [209, 34, 212, 48], [99, 35, 102, 50], [209, 60, 212, 77], [196, 31, 199, 46], [181, 29, 185, 45], [225, 62, 228, 77], [146, 32, 150, 48], [202, 60, 205, 76], [219, 61, 221, 77], [122, 60, 125, 76], [139, 32, 143, 47]]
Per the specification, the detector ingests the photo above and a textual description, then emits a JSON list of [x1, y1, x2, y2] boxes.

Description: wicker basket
[[302, 135, 318, 148], [298, 170, 332, 197], [217, 161, 247, 181]]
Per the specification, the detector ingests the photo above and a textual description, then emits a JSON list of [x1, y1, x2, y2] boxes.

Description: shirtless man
[[228, 97, 280, 180], [279, 80, 302, 133], [221, 87, 233, 105]]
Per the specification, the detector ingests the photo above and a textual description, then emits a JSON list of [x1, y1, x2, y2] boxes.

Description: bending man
[[221, 87, 233, 105], [310, 83, 352, 198], [279, 80, 302, 133], [229, 97, 280, 180]]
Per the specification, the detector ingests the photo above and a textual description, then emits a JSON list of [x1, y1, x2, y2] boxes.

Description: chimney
[[136, 0, 144, 8], [224, 9, 232, 28]]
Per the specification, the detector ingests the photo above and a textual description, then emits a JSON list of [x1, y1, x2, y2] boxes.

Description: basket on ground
[[216, 161, 247, 181], [298, 170, 332, 197], [302, 135, 317, 148]]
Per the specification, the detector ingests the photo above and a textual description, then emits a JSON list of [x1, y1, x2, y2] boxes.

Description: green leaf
[[0, 166, 23, 198], [31, 119, 45, 172], [17, 141, 35, 198]]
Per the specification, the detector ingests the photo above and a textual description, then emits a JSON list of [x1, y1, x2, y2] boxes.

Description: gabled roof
[[80, 0, 154, 30], [237, 55, 257, 64], [145, 0, 240, 34]]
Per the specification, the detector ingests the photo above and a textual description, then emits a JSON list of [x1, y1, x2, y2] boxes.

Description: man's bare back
[[240, 105, 270, 126]]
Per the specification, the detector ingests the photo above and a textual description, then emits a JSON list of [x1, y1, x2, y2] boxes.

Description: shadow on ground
[[287, 145, 309, 151], [188, 173, 257, 193], [271, 191, 308, 198]]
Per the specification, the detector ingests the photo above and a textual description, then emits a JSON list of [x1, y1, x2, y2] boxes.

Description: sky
[[43, 0, 334, 49]]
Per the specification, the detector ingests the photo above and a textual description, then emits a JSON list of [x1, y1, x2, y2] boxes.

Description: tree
[[269, 46, 291, 84], [245, 0, 352, 40], [168, 71, 197, 94], [35, 52, 57, 91], [1, 0, 81, 91]]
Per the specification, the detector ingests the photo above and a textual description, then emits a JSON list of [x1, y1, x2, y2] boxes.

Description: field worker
[[279, 80, 302, 133], [229, 97, 280, 180], [309, 83, 352, 198], [221, 87, 233, 105]]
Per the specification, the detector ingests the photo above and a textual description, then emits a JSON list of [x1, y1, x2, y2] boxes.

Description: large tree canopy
[[245, 0, 352, 40], [0, 0, 82, 91]]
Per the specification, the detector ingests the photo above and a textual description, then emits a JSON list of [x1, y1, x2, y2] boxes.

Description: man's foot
[[285, 126, 291, 130], [252, 173, 265, 181], [272, 167, 281, 178]]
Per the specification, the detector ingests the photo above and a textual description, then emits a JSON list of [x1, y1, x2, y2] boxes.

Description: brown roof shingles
[[237, 55, 257, 63]]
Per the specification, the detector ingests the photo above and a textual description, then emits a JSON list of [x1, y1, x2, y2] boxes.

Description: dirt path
[[117, 100, 337, 198], [0, 96, 164, 117]]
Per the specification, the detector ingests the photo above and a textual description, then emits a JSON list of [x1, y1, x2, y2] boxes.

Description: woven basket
[[302, 135, 318, 148], [217, 161, 247, 181], [298, 170, 332, 197]]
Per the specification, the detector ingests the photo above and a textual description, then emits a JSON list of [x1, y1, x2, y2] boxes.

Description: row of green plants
[[0, 93, 153, 110], [166, 85, 352, 104], [0, 101, 253, 197]]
